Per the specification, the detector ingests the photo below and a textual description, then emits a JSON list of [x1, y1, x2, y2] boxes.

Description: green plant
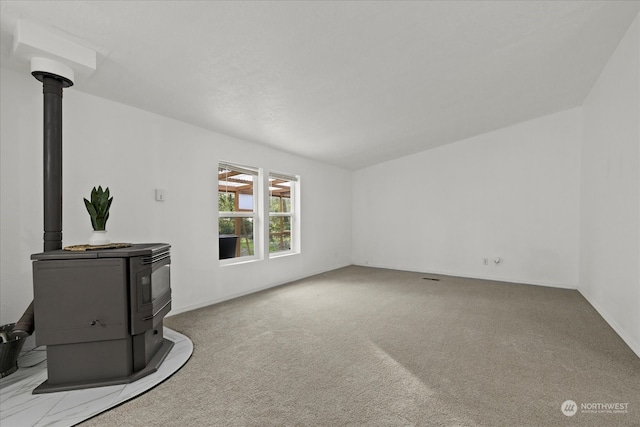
[[83, 186, 113, 231]]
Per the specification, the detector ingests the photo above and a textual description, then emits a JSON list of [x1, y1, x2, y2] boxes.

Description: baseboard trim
[[168, 262, 352, 317], [578, 287, 640, 359], [353, 262, 576, 290]]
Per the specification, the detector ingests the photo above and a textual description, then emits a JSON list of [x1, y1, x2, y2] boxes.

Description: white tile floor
[[0, 328, 192, 427]]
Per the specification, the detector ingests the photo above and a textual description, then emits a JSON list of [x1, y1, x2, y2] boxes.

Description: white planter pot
[[89, 230, 110, 246]]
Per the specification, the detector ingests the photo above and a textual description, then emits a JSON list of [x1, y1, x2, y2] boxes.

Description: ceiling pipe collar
[[31, 57, 74, 87]]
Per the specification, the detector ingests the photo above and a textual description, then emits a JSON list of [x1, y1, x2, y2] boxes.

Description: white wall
[[352, 108, 582, 288], [579, 14, 640, 356], [0, 67, 352, 324]]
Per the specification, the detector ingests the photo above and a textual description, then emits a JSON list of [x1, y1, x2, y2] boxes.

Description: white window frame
[[218, 162, 262, 265], [268, 171, 300, 257]]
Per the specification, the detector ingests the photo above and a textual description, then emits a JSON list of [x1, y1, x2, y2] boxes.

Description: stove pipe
[[32, 71, 73, 252], [12, 65, 73, 338]]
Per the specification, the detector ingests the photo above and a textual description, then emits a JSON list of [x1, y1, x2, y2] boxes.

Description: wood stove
[[30, 243, 173, 394]]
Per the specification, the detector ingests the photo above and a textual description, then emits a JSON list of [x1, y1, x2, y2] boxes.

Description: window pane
[[269, 180, 292, 213], [219, 167, 255, 212], [269, 216, 291, 253], [219, 217, 254, 258]]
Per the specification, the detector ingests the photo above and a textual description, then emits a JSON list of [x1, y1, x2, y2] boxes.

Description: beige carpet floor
[[81, 266, 640, 426]]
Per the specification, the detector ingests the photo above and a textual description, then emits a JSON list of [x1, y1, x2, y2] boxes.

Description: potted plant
[[84, 186, 113, 245]]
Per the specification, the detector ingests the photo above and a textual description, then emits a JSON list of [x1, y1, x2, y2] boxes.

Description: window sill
[[220, 256, 261, 267], [268, 250, 300, 260]]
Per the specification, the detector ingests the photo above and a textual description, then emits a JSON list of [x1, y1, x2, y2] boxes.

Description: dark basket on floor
[[0, 323, 26, 378]]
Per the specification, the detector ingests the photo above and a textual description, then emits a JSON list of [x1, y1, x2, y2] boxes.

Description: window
[[218, 162, 259, 261], [218, 162, 299, 263], [269, 171, 298, 255]]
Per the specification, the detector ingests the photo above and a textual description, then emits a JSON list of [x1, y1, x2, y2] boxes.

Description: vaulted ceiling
[[1, 1, 638, 169]]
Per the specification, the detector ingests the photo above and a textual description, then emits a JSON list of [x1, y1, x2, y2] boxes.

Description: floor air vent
[[422, 277, 440, 281]]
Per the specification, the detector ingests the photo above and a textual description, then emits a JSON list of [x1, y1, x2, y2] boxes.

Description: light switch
[[155, 189, 165, 202]]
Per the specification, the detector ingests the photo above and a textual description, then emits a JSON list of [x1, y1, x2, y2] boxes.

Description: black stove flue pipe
[[12, 71, 73, 338], [36, 71, 72, 252]]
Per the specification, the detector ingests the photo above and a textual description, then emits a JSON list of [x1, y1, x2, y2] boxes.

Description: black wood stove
[[30, 243, 173, 394]]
